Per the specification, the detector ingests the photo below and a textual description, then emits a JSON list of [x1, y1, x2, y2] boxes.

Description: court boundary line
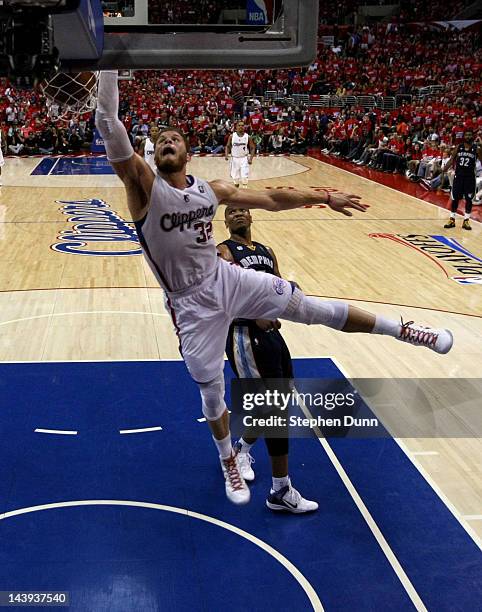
[[0, 499, 324, 612], [293, 388, 428, 611], [0, 287, 480, 320], [34, 428, 78, 435], [396, 438, 481, 550], [0, 311, 169, 328], [119, 426, 163, 434], [48, 158, 61, 176], [329, 356, 482, 551]]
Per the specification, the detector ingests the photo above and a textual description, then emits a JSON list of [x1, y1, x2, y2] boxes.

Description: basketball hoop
[[40, 71, 98, 120]]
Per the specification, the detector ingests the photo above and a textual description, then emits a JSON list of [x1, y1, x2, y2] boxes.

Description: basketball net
[[41, 72, 98, 121]]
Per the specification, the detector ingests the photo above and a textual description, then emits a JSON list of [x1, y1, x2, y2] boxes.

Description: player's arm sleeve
[[95, 71, 134, 163]]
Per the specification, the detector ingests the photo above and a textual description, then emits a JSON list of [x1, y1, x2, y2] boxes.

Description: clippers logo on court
[[51, 199, 142, 256], [273, 277, 286, 295], [370, 233, 482, 285]]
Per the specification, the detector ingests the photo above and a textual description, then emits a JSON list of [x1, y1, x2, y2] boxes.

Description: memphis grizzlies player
[[225, 121, 255, 188], [96, 71, 453, 506], [444, 128, 482, 230], [138, 125, 159, 173], [218, 206, 318, 514]]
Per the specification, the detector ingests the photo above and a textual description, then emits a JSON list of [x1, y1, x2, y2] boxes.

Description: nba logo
[[198, 185, 205, 194], [247, 0, 272, 24]]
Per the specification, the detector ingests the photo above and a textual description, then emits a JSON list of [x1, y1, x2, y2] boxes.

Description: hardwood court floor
[[0, 154, 481, 542]]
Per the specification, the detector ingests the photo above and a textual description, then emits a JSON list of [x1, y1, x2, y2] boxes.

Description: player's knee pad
[[281, 287, 349, 330], [199, 374, 227, 421]]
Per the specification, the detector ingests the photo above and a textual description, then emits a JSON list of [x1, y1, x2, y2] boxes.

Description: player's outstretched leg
[[281, 289, 453, 354], [199, 374, 250, 505]]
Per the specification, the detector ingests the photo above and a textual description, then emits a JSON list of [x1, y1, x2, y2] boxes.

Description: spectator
[[7, 126, 24, 155]]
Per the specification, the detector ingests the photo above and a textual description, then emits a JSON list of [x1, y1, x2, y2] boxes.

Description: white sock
[[464, 213, 470, 220], [272, 475, 290, 491], [372, 315, 401, 338], [213, 434, 232, 460], [237, 438, 254, 454], [450, 212, 456, 219]]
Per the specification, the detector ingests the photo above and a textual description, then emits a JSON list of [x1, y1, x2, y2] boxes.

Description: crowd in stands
[[0, 16, 480, 197], [400, 0, 477, 23], [0, 86, 94, 155], [318, 0, 477, 24]]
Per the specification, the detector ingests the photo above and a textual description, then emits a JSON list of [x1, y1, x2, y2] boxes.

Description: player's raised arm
[[209, 179, 368, 217], [95, 71, 154, 221]]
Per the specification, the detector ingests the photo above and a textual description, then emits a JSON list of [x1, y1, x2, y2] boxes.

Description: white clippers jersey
[[144, 137, 156, 171], [134, 175, 219, 293], [231, 132, 249, 158]]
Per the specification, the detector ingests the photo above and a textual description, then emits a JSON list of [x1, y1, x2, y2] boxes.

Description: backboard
[[62, 0, 319, 70]]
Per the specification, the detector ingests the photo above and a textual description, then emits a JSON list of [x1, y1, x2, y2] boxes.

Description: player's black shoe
[[462, 219, 472, 231], [444, 218, 456, 229]]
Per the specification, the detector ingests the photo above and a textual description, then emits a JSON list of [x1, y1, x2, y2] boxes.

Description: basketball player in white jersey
[[95, 72, 453, 507], [138, 125, 159, 173], [225, 121, 255, 188]]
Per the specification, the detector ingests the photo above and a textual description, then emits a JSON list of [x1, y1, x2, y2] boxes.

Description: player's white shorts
[[165, 257, 292, 383], [230, 156, 249, 181]]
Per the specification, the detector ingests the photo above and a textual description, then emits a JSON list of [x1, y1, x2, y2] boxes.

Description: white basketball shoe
[[233, 441, 255, 481], [220, 453, 250, 505], [266, 481, 318, 514], [397, 320, 453, 354]]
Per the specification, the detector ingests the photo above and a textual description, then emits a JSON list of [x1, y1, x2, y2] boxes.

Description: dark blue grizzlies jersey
[[455, 144, 478, 177], [222, 239, 275, 274]]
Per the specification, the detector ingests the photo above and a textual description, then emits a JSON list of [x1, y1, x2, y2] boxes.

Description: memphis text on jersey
[[370, 233, 482, 285], [51, 199, 142, 256]]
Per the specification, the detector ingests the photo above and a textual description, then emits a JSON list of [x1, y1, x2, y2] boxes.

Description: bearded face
[[155, 131, 188, 173]]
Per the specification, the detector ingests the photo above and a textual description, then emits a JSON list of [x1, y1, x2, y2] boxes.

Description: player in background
[[138, 125, 159, 174], [225, 121, 255, 188], [218, 206, 318, 513], [444, 129, 482, 230]]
